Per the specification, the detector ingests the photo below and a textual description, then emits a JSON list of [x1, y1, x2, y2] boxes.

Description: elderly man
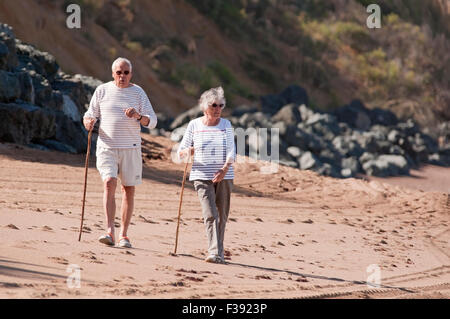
[[83, 57, 157, 248]]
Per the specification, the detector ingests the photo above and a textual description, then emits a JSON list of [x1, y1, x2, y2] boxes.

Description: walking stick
[[173, 152, 190, 254], [78, 128, 93, 241]]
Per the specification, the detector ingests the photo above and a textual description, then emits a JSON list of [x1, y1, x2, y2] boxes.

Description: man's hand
[[83, 117, 97, 131], [124, 107, 140, 119]]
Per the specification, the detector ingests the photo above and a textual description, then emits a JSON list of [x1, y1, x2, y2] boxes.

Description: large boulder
[[52, 112, 87, 153], [362, 154, 409, 177], [0, 24, 18, 71], [0, 70, 20, 102], [0, 102, 55, 144], [271, 103, 302, 126], [261, 85, 308, 115], [333, 99, 371, 131], [16, 42, 59, 81]]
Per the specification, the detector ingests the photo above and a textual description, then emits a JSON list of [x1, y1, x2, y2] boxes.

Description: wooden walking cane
[[78, 128, 93, 241], [173, 152, 190, 254]]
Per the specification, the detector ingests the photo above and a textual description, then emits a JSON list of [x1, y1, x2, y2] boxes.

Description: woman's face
[[204, 100, 224, 119]]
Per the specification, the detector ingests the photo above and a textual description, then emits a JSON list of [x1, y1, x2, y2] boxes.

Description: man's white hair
[[199, 86, 226, 111], [112, 57, 132, 72]]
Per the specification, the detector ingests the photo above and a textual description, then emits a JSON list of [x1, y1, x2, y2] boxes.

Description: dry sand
[[0, 134, 449, 299]]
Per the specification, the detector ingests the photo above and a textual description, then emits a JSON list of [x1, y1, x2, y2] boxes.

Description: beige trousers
[[193, 179, 233, 259]]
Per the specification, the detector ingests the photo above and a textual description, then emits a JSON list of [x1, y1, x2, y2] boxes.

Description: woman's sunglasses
[[210, 103, 224, 108], [116, 70, 130, 75]]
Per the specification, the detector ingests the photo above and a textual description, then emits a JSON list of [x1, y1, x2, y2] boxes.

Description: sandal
[[98, 233, 114, 246], [118, 236, 132, 248]]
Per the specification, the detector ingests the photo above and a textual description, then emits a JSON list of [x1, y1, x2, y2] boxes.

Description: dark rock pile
[[0, 23, 102, 153], [166, 85, 450, 178]]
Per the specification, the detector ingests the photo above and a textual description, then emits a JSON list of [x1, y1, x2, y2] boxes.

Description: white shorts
[[96, 147, 142, 186]]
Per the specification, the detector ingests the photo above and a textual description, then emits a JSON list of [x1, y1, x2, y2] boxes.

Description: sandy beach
[[0, 134, 449, 299]]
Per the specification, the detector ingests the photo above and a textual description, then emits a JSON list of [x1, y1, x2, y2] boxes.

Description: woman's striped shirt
[[84, 81, 157, 149], [178, 117, 236, 181]]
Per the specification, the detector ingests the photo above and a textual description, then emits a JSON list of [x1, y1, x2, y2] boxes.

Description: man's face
[[112, 62, 132, 88]]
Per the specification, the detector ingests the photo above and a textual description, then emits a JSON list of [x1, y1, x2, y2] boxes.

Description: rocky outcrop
[[165, 86, 450, 178], [0, 23, 102, 153]]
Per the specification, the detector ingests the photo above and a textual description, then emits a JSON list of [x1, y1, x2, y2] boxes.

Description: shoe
[[98, 233, 114, 246], [118, 236, 132, 248], [205, 255, 225, 264]]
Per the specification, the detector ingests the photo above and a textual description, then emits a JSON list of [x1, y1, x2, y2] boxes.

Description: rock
[[341, 157, 360, 175], [53, 112, 88, 153], [239, 111, 271, 128], [299, 151, 321, 170], [334, 99, 371, 131], [15, 42, 59, 81], [314, 162, 341, 178], [279, 85, 308, 108], [231, 104, 258, 117], [298, 104, 315, 123], [52, 77, 92, 115], [16, 71, 34, 103], [272, 121, 288, 136], [0, 102, 55, 144], [271, 103, 301, 126], [261, 84, 308, 115], [62, 95, 81, 122], [287, 146, 302, 158], [40, 139, 77, 154], [332, 135, 364, 157], [362, 154, 409, 176], [155, 112, 173, 131], [0, 25, 18, 71], [0, 70, 20, 102], [370, 108, 398, 126], [169, 105, 203, 130], [170, 125, 187, 142], [285, 126, 324, 153], [305, 113, 340, 140]]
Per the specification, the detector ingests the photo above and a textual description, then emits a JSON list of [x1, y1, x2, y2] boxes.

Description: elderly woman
[[178, 87, 236, 264]]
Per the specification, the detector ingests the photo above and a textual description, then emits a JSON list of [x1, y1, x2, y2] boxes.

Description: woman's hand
[[212, 165, 229, 184], [179, 147, 194, 160]]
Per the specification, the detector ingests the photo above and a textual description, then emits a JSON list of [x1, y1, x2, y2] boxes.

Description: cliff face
[[0, 0, 449, 127]]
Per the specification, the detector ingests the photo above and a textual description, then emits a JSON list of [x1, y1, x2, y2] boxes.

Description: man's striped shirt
[[84, 81, 157, 149], [178, 117, 236, 181]]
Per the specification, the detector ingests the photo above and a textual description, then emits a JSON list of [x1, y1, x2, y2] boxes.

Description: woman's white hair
[[199, 86, 226, 111], [112, 57, 132, 72]]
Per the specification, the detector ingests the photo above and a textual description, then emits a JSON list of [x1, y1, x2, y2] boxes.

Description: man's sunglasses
[[116, 70, 130, 75], [210, 103, 224, 108]]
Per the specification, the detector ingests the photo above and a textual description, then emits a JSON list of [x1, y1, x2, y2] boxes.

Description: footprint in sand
[[6, 224, 19, 230], [48, 257, 69, 265], [42, 226, 53, 231]]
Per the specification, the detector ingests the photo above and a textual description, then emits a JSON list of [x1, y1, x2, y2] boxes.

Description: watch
[[137, 115, 143, 121]]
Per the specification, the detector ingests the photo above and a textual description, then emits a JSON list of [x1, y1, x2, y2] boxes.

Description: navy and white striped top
[[84, 81, 157, 149], [178, 117, 236, 181]]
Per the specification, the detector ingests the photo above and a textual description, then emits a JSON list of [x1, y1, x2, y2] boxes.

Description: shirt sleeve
[[225, 120, 236, 162], [177, 120, 194, 160], [84, 86, 101, 120], [139, 89, 157, 129]]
